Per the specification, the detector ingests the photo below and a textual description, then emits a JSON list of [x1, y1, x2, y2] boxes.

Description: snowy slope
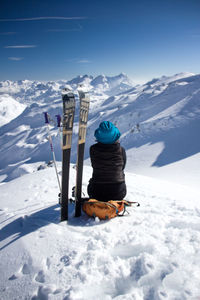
[[0, 73, 134, 182], [0, 94, 26, 126], [2, 72, 199, 188], [0, 165, 200, 300], [0, 72, 200, 299]]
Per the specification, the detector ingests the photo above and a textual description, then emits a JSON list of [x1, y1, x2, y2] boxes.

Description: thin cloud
[[0, 16, 87, 22], [65, 58, 92, 64], [8, 57, 24, 61], [0, 32, 16, 35], [77, 59, 92, 64], [5, 45, 37, 49]]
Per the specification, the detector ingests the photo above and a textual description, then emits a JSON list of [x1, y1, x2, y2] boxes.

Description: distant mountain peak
[[67, 74, 93, 85]]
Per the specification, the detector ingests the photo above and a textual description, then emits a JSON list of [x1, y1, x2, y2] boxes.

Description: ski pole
[[55, 114, 62, 148], [44, 112, 61, 193]]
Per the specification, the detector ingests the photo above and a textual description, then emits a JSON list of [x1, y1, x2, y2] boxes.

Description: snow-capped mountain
[[0, 73, 134, 108], [0, 72, 200, 189], [66, 73, 134, 94], [0, 94, 26, 126], [90, 73, 135, 95]]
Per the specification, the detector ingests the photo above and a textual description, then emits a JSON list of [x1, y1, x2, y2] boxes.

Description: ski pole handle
[[56, 114, 61, 127], [44, 112, 49, 124], [56, 114, 63, 148]]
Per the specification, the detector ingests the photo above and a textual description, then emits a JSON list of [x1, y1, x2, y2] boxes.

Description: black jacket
[[90, 142, 126, 184]]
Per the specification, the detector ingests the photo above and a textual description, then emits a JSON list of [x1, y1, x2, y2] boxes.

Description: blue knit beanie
[[94, 121, 121, 144]]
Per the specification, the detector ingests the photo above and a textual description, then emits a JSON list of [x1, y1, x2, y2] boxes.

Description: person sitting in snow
[[87, 121, 127, 201]]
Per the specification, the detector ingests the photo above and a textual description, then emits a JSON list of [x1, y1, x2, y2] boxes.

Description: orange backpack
[[82, 199, 139, 220]]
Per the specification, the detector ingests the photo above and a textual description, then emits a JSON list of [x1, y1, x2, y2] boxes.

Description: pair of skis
[[61, 89, 90, 221]]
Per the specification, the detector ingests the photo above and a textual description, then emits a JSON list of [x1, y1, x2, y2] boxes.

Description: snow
[[0, 94, 26, 126], [1, 165, 200, 299], [0, 72, 200, 299]]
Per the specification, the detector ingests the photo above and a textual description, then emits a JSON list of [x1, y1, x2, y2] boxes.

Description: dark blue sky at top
[[0, 0, 200, 82]]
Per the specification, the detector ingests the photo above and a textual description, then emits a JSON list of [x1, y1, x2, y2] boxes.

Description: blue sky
[[1, 0, 200, 82]]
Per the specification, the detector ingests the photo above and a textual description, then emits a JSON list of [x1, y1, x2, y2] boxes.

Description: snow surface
[[0, 72, 200, 299], [1, 164, 200, 299], [0, 94, 26, 126]]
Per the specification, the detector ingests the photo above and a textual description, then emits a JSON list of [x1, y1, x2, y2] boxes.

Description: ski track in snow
[[0, 166, 200, 300]]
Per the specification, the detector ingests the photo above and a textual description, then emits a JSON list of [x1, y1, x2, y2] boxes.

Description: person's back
[[87, 121, 127, 201]]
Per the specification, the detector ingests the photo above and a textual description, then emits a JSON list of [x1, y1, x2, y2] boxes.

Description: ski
[[60, 88, 75, 221], [75, 90, 90, 217]]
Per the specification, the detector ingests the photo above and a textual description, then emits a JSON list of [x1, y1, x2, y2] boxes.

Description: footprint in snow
[[31, 285, 61, 300], [60, 255, 71, 266], [21, 263, 32, 275], [35, 270, 45, 283], [60, 251, 77, 267], [8, 274, 18, 280], [9, 262, 32, 280]]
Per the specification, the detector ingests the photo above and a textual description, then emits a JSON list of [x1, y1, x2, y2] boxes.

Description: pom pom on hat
[[94, 121, 121, 144]]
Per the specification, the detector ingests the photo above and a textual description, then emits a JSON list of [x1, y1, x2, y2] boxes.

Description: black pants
[[87, 179, 127, 201]]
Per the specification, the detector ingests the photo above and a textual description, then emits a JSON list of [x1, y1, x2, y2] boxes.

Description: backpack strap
[[116, 200, 140, 216]]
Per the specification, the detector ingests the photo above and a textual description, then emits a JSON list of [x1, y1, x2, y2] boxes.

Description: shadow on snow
[[0, 204, 59, 250], [0, 203, 108, 250]]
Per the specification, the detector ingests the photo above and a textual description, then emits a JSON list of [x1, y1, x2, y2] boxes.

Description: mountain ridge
[[0, 72, 199, 188]]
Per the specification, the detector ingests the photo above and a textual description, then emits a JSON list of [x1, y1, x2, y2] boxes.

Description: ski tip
[[78, 90, 90, 100], [62, 86, 73, 95], [77, 84, 90, 93]]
